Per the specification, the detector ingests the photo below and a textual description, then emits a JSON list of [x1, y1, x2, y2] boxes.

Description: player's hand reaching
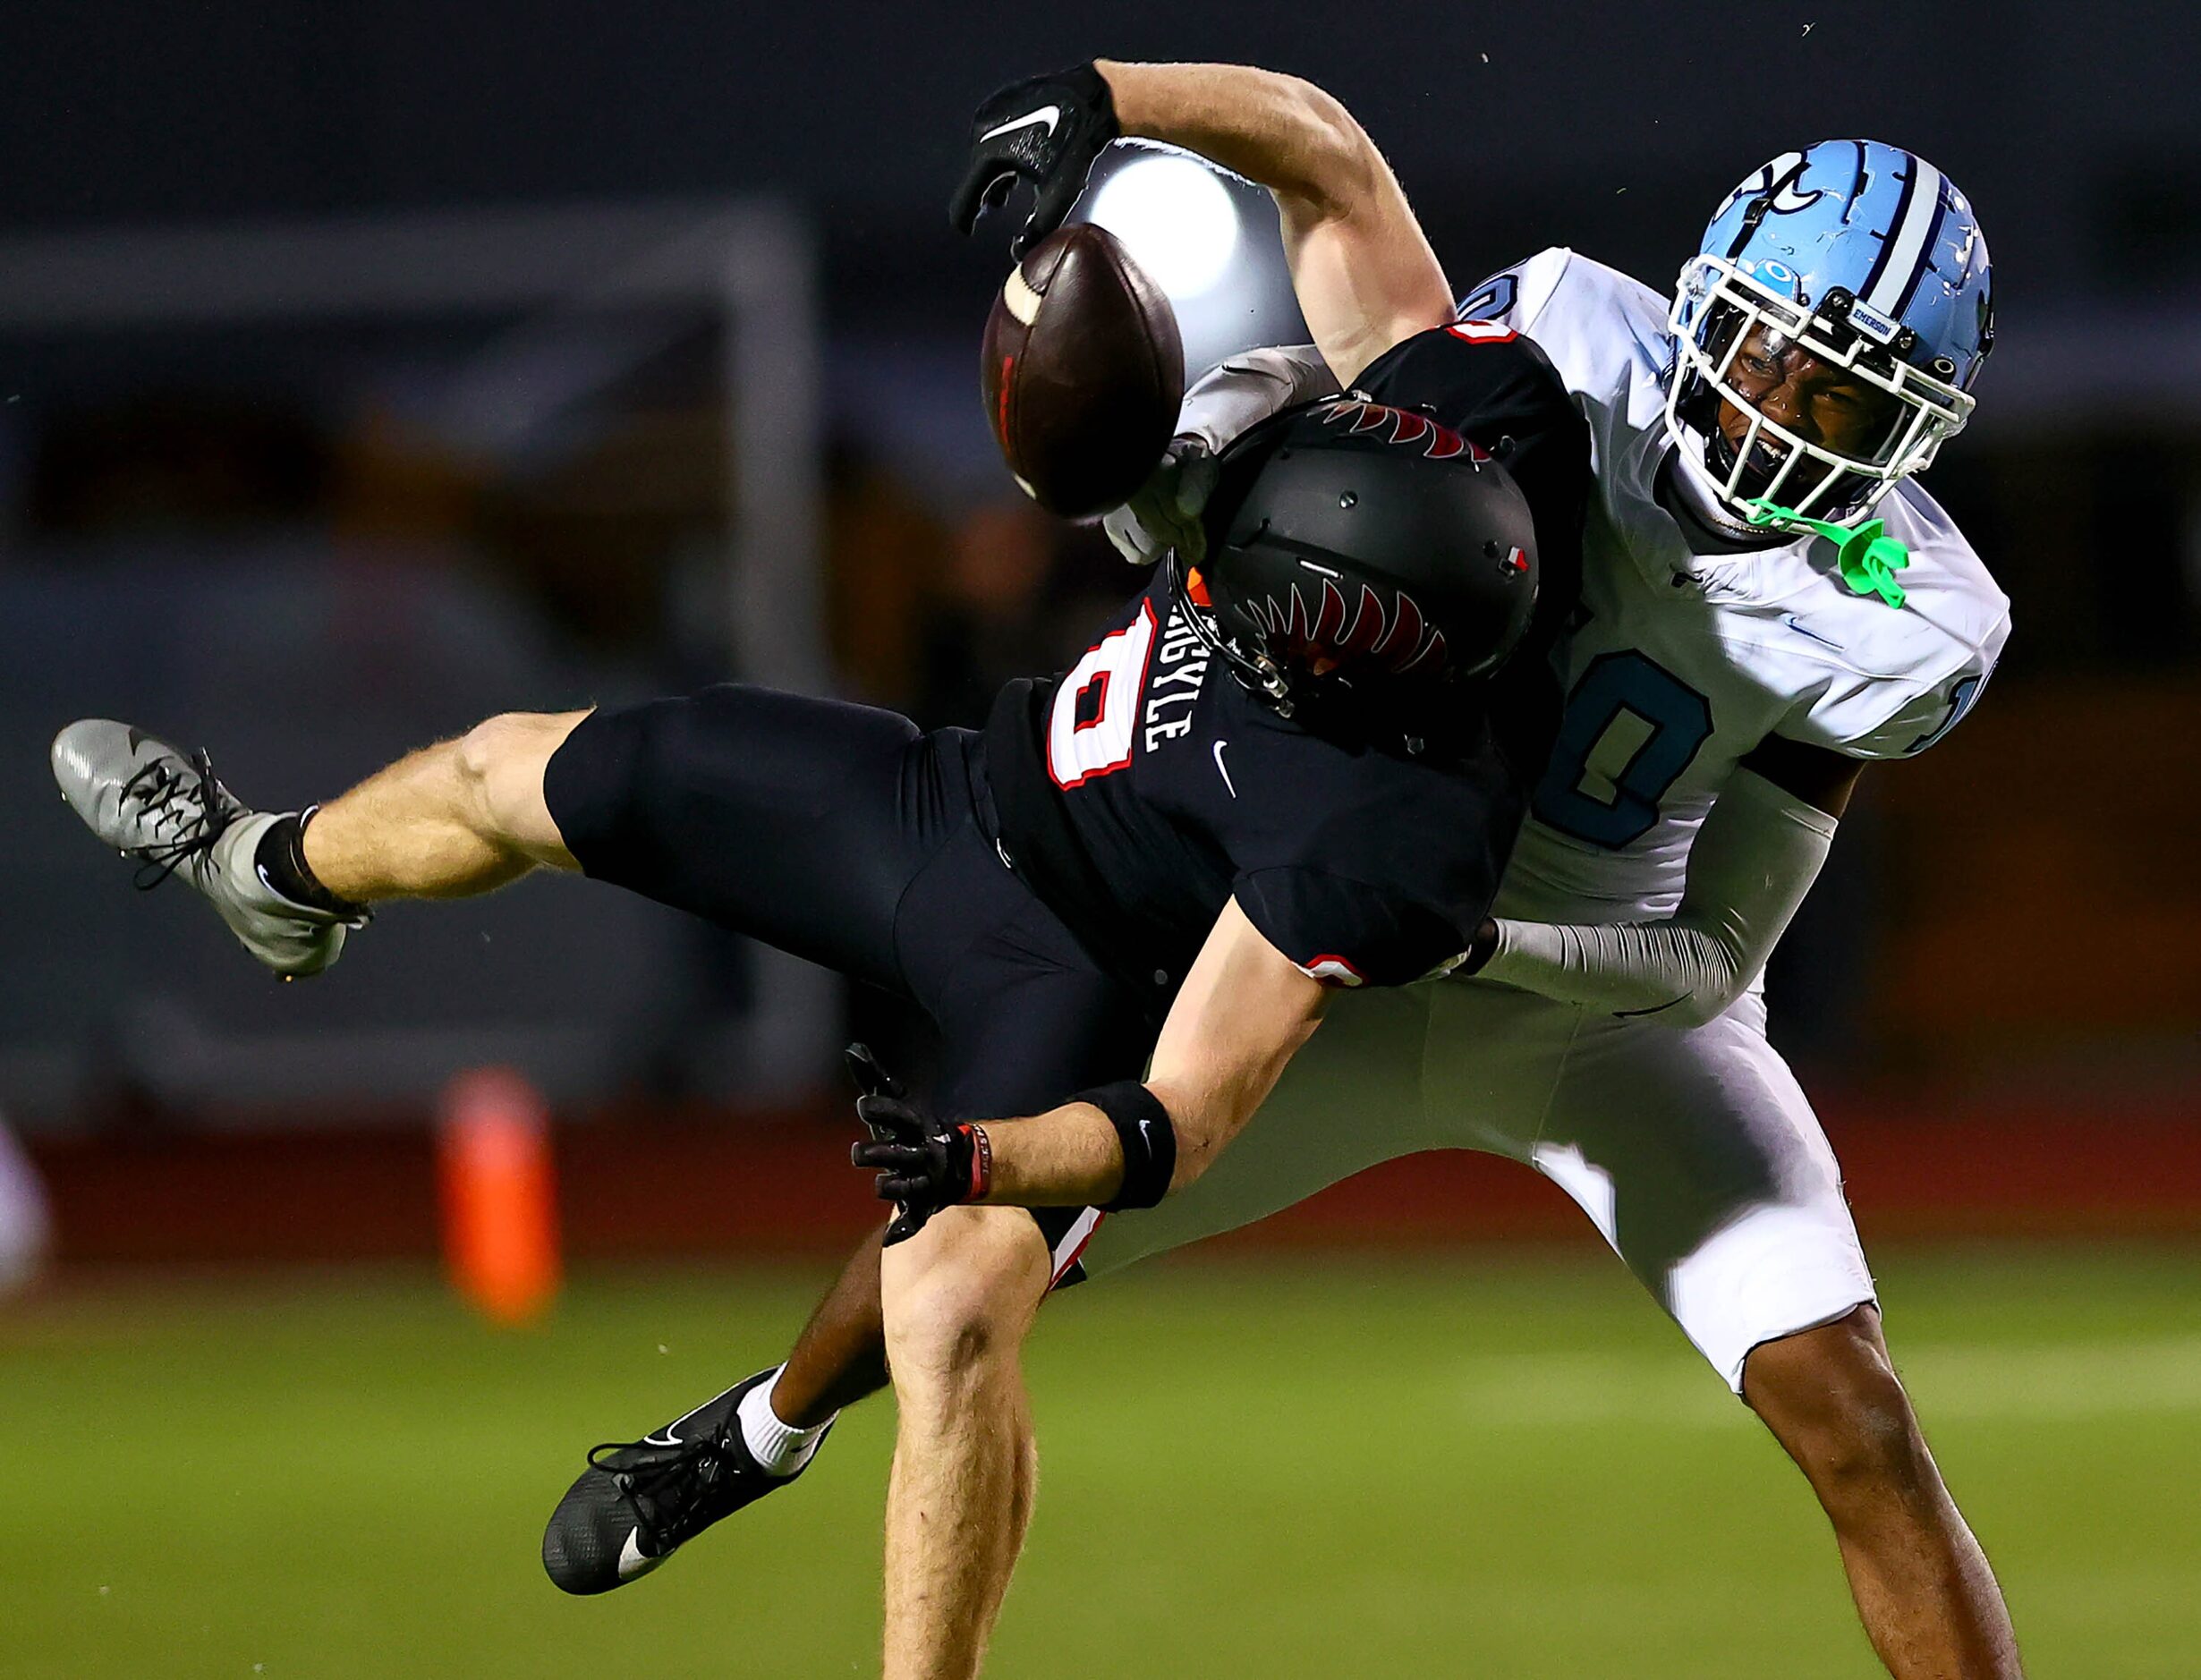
[[846, 1044, 992, 1245], [949, 64, 1120, 258], [1103, 437, 1220, 568]]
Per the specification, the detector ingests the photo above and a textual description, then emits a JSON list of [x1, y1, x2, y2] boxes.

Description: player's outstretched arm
[[851, 901, 1326, 1230], [1096, 60, 1455, 386], [1138, 895, 1331, 1186], [1471, 741, 1861, 1026]]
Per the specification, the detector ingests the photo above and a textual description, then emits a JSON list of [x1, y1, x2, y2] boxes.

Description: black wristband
[[1075, 1081, 1176, 1210]]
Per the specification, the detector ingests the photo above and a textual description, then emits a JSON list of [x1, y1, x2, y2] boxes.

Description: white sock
[[737, 1365, 833, 1477]]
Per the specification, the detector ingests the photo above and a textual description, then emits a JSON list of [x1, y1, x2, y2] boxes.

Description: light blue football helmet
[[1665, 140, 1994, 531]]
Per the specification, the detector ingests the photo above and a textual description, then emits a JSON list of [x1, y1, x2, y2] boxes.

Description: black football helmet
[[1172, 396, 1542, 733]]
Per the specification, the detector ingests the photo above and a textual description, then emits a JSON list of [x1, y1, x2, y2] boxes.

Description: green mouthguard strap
[[1744, 499, 1911, 610]]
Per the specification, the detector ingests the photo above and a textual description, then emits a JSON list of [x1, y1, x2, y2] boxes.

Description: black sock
[[253, 810, 361, 917]]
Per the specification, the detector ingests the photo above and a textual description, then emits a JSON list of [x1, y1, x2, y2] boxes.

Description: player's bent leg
[[54, 709, 589, 977], [1500, 999, 2020, 1675], [1488, 995, 1878, 1389], [544, 710, 1132, 1608], [774, 1228, 890, 1425], [1744, 1307, 2023, 1678], [880, 1204, 1053, 1680], [304, 709, 588, 902]]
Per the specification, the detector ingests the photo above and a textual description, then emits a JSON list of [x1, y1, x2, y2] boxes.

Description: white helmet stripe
[[1862, 157, 1944, 317], [1891, 183, 1953, 320]]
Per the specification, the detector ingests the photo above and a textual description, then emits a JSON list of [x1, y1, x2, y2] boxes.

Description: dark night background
[[0, 0, 2193, 1122]]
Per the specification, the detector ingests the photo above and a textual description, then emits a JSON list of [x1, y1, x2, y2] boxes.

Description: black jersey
[[982, 325, 1591, 997]]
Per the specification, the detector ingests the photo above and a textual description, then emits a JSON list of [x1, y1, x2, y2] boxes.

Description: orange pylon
[[438, 1067, 561, 1325]]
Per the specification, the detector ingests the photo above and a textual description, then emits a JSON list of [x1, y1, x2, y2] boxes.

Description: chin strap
[[1744, 499, 1911, 609]]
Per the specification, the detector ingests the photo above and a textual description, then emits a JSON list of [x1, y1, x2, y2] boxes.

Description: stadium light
[[1085, 152, 1242, 300]]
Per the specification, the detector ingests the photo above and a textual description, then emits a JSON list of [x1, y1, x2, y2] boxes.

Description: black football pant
[[542, 683, 1156, 1277]]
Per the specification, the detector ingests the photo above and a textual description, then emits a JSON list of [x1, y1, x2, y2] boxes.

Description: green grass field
[[4, 1245, 2197, 1677]]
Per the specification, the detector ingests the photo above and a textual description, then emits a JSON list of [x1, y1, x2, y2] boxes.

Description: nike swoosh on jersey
[[1211, 739, 1238, 799], [1782, 615, 1845, 650], [979, 104, 1061, 144]]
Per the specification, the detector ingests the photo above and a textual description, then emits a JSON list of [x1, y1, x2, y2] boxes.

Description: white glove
[[1103, 438, 1221, 569]]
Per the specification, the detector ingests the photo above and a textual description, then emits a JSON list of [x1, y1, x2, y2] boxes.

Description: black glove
[[846, 1043, 984, 1246], [948, 64, 1120, 258]]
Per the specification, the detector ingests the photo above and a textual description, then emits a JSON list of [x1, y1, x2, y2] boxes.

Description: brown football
[[980, 223, 1185, 519]]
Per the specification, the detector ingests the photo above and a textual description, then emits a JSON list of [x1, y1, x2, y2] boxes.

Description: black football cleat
[[542, 1368, 829, 1595]]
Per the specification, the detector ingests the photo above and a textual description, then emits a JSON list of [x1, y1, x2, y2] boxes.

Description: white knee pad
[[1665, 1200, 1876, 1394]]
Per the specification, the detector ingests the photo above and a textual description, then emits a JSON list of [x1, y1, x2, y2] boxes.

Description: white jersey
[[1459, 248, 2010, 925]]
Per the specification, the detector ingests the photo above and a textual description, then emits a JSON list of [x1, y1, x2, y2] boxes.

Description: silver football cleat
[[51, 719, 358, 978]]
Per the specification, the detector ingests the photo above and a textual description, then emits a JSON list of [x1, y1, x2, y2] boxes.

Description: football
[[980, 223, 1185, 519]]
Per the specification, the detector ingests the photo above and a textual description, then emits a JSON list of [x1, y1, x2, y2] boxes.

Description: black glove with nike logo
[[846, 1043, 993, 1245], [948, 64, 1119, 258]]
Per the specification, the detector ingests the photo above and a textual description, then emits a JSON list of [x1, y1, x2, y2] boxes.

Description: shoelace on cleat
[[118, 750, 236, 892], [584, 1433, 740, 1551]]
